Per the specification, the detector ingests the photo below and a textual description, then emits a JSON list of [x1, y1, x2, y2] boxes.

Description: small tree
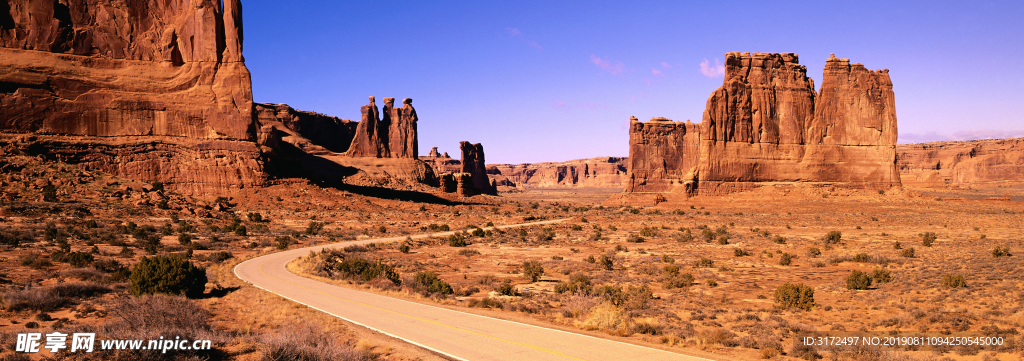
[[774, 283, 815, 311], [129, 255, 207, 298], [846, 270, 872, 290], [522, 261, 544, 282]]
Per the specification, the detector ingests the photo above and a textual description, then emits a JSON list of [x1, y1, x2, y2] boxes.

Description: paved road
[[234, 219, 713, 361]]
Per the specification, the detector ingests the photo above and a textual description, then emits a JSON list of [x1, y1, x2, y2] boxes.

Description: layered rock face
[[255, 103, 357, 153], [897, 138, 1024, 187], [0, 0, 263, 194], [489, 156, 628, 188], [627, 52, 901, 196], [460, 141, 497, 196], [346, 96, 418, 159]]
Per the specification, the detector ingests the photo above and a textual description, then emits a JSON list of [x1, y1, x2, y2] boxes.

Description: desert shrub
[[495, 279, 517, 296], [631, 320, 663, 335], [663, 273, 695, 289], [334, 257, 401, 286], [992, 246, 1012, 257], [701, 229, 715, 243], [246, 212, 264, 222], [233, 225, 247, 236], [921, 232, 937, 247], [823, 231, 842, 244], [424, 224, 450, 232], [522, 261, 544, 282], [1, 283, 111, 312], [554, 274, 593, 294], [661, 255, 675, 263], [594, 285, 651, 310], [772, 235, 786, 244], [260, 323, 371, 361], [846, 270, 872, 290], [941, 274, 967, 288], [66, 251, 94, 267], [639, 227, 656, 237], [129, 255, 207, 298], [694, 257, 714, 268], [598, 254, 614, 270], [789, 343, 821, 360], [678, 229, 693, 242], [413, 271, 453, 295], [398, 243, 411, 253], [467, 298, 504, 309], [717, 235, 729, 245], [662, 264, 680, 275], [585, 255, 596, 263], [779, 253, 794, 266], [626, 234, 645, 243], [900, 247, 916, 258], [19, 253, 51, 269], [807, 247, 822, 258], [177, 233, 192, 245], [774, 283, 815, 311], [581, 303, 625, 331], [448, 233, 467, 247], [276, 235, 296, 250], [870, 268, 892, 283], [377, 225, 387, 234], [893, 241, 902, 249], [852, 253, 871, 263], [734, 248, 749, 257]]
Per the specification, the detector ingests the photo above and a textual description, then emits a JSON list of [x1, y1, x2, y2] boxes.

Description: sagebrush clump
[[774, 283, 815, 311], [129, 255, 207, 298]]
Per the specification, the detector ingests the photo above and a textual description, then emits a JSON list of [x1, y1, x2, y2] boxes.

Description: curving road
[[234, 219, 714, 361]]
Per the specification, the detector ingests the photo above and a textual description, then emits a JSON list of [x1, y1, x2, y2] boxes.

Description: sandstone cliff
[[0, 0, 263, 194], [626, 52, 901, 196], [897, 138, 1024, 187], [255, 103, 357, 154]]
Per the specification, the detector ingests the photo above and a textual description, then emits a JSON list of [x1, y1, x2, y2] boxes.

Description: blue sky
[[243, 1, 1024, 164]]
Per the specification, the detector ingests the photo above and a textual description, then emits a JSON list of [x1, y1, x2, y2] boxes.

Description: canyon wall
[[255, 103, 357, 154], [0, 0, 264, 194], [490, 157, 628, 188], [897, 138, 1024, 187], [626, 52, 901, 196]]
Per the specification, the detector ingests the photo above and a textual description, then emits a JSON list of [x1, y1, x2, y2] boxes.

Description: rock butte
[[897, 138, 1024, 188], [622, 52, 901, 197]]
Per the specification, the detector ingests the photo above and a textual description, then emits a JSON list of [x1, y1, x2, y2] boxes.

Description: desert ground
[[0, 152, 1021, 360]]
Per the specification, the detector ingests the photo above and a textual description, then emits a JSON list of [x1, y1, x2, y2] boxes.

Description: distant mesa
[[622, 52, 901, 198]]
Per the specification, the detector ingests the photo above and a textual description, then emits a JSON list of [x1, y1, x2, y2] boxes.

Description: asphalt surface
[[234, 219, 714, 361]]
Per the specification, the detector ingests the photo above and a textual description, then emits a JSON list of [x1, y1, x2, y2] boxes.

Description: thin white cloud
[[651, 68, 664, 77], [700, 58, 725, 78], [590, 55, 625, 76], [661, 62, 671, 69]]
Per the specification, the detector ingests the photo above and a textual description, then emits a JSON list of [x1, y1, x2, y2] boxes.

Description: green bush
[[779, 253, 794, 266], [495, 279, 517, 296], [823, 231, 842, 244], [694, 257, 714, 268], [129, 255, 207, 298], [522, 261, 544, 282], [67, 251, 94, 268], [553, 274, 592, 294], [734, 248, 749, 257], [398, 243, 411, 253], [448, 233, 467, 247], [941, 274, 967, 288], [335, 257, 401, 285], [846, 270, 872, 290], [774, 283, 815, 311], [870, 268, 892, 283], [177, 233, 192, 245], [233, 225, 247, 237], [413, 271, 452, 295], [275, 236, 295, 250]]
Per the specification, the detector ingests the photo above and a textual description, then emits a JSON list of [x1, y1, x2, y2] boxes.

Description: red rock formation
[[255, 103, 357, 153], [347, 96, 386, 157], [897, 138, 1024, 187], [489, 156, 629, 188], [460, 141, 497, 195], [387, 98, 418, 158], [626, 52, 901, 196], [0, 0, 263, 194]]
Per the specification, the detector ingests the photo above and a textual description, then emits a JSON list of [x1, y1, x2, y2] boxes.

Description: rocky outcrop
[[255, 103, 357, 153], [0, 0, 264, 194], [346, 96, 418, 159], [460, 141, 497, 195], [897, 138, 1024, 187], [626, 52, 901, 196], [419, 147, 461, 174], [490, 157, 629, 188]]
